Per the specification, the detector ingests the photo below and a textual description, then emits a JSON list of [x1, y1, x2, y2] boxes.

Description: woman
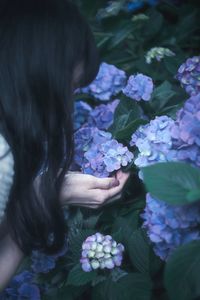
[[0, 0, 129, 290]]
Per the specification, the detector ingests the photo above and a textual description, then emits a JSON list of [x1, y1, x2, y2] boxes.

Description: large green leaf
[[67, 264, 97, 286], [114, 119, 148, 141], [108, 273, 152, 300], [142, 162, 200, 205], [110, 99, 143, 135], [68, 229, 95, 264], [165, 241, 200, 300], [150, 81, 176, 111], [128, 229, 150, 274]]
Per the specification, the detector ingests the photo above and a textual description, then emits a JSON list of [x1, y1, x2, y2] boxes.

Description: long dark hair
[[0, 0, 99, 255]]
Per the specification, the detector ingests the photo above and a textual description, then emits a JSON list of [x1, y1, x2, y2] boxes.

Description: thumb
[[93, 177, 120, 190]]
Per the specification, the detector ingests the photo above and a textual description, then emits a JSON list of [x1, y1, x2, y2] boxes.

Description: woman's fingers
[[100, 171, 130, 200], [92, 177, 120, 190]]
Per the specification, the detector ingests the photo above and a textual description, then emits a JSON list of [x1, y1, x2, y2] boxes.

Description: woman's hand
[[60, 170, 130, 209]]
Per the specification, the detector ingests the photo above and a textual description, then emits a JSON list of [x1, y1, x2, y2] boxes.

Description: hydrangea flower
[[88, 99, 120, 130], [31, 236, 68, 274], [145, 47, 175, 64], [74, 101, 92, 131], [123, 74, 153, 101], [83, 139, 134, 177], [130, 116, 175, 178], [170, 93, 200, 167], [74, 126, 133, 177], [126, 0, 159, 12], [176, 56, 200, 96], [142, 194, 200, 260], [74, 126, 112, 169], [79, 62, 127, 101], [2, 271, 40, 300], [80, 233, 125, 272]]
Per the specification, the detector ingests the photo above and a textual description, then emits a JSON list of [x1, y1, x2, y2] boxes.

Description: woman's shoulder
[[0, 133, 14, 224]]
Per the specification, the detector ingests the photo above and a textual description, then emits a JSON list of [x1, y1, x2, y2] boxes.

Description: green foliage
[[67, 264, 97, 286], [164, 241, 200, 300], [142, 162, 200, 205]]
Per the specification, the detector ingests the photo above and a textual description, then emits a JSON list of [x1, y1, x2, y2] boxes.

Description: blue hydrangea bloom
[[73, 126, 112, 170], [79, 62, 127, 101], [74, 126, 133, 177], [74, 101, 92, 131], [130, 116, 175, 178], [142, 194, 200, 260], [170, 93, 200, 167], [88, 99, 119, 130], [123, 74, 153, 101], [176, 56, 200, 96], [126, 0, 159, 12], [84, 139, 134, 177], [2, 271, 40, 300], [31, 237, 68, 274]]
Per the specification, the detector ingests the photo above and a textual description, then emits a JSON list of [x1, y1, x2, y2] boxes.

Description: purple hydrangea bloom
[[170, 93, 200, 167], [176, 56, 200, 96], [80, 233, 125, 272], [123, 74, 153, 101], [2, 271, 41, 300], [73, 126, 112, 170], [79, 62, 127, 101], [73, 126, 133, 177], [83, 138, 133, 177], [142, 194, 200, 260], [74, 101, 92, 131], [31, 237, 68, 274], [130, 116, 175, 178], [88, 99, 120, 130]]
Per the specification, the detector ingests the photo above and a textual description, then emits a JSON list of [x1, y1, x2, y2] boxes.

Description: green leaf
[[108, 273, 152, 300], [110, 99, 143, 135], [142, 162, 200, 205], [165, 241, 200, 300], [109, 22, 134, 49], [67, 264, 97, 286], [114, 119, 148, 141], [68, 229, 95, 264], [128, 229, 150, 274], [144, 10, 163, 39], [150, 81, 176, 111]]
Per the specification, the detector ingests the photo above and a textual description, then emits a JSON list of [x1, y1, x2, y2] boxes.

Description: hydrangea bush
[[1, 1, 200, 300]]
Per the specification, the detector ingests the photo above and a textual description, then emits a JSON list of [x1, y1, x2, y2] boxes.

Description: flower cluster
[[88, 99, 119, 130], [74, 101, 92, 131], [80, 233, 125, 272], [2, 271, 40, 300], [84, 138, 134, 177], [176, 56, 200, 96], [131, 95, 200, 260], [142, 194, 200, 260], [31, 238, 68, 274], [123, 73, 153, 101], [74, 126, 133, 177], [79, 62, 127, 101], [170, 93, 200, 167], [130, 116, 175, 177], [126, 0, 159, 12], [145, 47, 175, 64], [74, 126, 111, 170]]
